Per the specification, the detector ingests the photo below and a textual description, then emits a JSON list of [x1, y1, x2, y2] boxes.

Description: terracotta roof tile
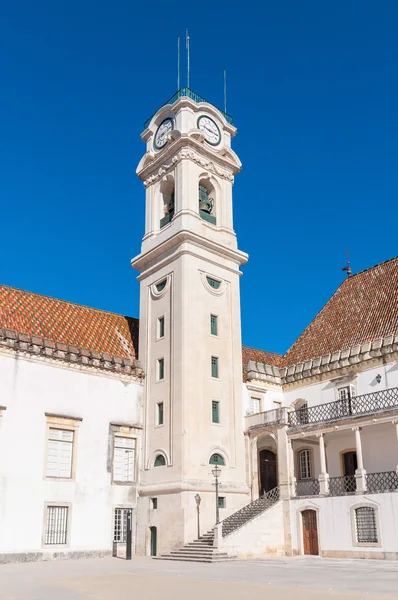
[[0, 285, 138, 360], [242, 345, 285, 381], [284, 256, 398, 365]]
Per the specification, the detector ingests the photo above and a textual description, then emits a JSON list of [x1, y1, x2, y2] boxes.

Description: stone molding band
[[0, 328, 144, 378], [247, 334, 398, 385]]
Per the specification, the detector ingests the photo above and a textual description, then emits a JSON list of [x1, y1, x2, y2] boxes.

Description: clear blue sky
[[1, 1, 397, 355]]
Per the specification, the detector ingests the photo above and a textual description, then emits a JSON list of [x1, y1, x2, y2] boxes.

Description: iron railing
[[288, 387, 398, 427], [295, 479, 320, 497], [221, 486, 279, 537], [143, 87, 234, 129], [366, 471, 398, 493], [328, 475, 356, 496]]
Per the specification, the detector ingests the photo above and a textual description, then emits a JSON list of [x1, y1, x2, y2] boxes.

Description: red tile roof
[[284, 256, 398, 365], [0, 285, 138, 360]]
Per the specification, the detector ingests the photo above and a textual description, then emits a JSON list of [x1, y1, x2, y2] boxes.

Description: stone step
[[170, 549, 216, 556], [154, 555, 235, 563]]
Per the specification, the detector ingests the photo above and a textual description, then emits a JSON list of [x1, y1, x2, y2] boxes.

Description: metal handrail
[[221, 486, 279, 537], [143, 87, 234, 129], [288, 387, 398, 427]]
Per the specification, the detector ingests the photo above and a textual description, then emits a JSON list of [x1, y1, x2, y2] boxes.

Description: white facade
[[0, 347, 143, 561]]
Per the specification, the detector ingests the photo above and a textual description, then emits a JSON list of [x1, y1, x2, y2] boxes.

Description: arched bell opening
[[198, 179, 216, 225], [160, 175, 175, 229]]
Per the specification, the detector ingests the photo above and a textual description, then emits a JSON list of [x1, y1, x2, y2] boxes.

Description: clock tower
[[132, 89, 249, 555]]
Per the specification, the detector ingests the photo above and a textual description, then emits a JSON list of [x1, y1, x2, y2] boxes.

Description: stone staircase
[[221, 486, 280, 536], [154, 487, 280, 563], [154, 530, 234, 563]]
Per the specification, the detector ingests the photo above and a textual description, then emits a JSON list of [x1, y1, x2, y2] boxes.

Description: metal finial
[[342, 249, 352, 277]]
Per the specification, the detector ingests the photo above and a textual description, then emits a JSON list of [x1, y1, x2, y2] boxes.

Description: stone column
[[251, 437, 260, 500], [287, 437, 296, 497], [276, 426, 293, 499], [317, 433, 329, 495], [353, 427, 367, 493], [393, 421, 398, 480]]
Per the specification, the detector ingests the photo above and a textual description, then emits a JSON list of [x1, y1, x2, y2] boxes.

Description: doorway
[[259, 449, 277, 495], [302, 510, 319, 555], [343, 451, 357, 491], [150, 526, 157, 556]]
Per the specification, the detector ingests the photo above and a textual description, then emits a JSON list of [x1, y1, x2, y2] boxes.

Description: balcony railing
[[295, 479, 320, 497], [288, 387, 398, 427], [143, 87, 234, 129], [245, 407, 287, 430], [366, 471, 398, 493], [328, 475, 356, 496]]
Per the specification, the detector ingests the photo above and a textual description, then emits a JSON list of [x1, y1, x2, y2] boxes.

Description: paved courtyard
[[1, 555, 398, 599]]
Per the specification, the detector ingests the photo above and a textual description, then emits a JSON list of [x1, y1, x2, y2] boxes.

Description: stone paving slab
[[0, 555, 397, 599]]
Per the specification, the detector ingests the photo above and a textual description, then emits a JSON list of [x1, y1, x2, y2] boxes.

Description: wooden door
[[302, 510, 319, 555], [150, 527, 157, 556], [343, 451, 357, 491], [259, 450, 277, 495]]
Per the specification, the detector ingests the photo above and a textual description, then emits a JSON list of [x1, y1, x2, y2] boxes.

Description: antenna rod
[[186, 29, 190, 88], [224, 69, 227, 113], [177, 36, 180, 90]]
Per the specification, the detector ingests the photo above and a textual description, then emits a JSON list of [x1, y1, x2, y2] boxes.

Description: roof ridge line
[[348, 254, 398, 280]]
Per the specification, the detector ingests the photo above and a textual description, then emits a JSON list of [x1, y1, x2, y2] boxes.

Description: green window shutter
[[158, 402, 164, 425], [158, 358, 164, 380], [218, 497, 226, 508], [158, 317, 165, 338], [211, 356, 219, 378], [210, 315, 218, 336], [209, 453, 225, 466], [212, 401, 219, 423]]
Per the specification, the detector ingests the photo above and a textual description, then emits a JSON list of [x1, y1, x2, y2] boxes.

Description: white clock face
[[154, 118, 173, 150], [197, 115, 221, 146]]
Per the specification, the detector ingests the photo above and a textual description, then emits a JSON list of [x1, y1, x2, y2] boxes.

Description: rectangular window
[[355, 507, 378, 543], [151, 498, 158, 509], [299, 449, 312, 480], [212, 401, 220, 424], [113, 437, 136, 482], [158, 358, 165, 380], [211, 356, 219, 378], [273, 401, 282, 409], [157, 402, 164, 426], [158, 316, 165, 339], [218, 497, 226, 509], [210, 314, 218, 336], [113, 508, 132, 543], [45, 506, 68, 545], [46, 428, 74, 478], [251, 397, 261, 414]]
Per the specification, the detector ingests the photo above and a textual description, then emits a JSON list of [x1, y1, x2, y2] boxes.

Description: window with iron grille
[[211, 356, 219, 378], [46, 428, 74, 478], [299, 449, 312, 480], [113, 437, 136, 483], [212, 400, 219, 423], [113, 508, 132, 543], [355, 507, 378, 543], [210, 314, 218, 336], [45, 506, 68, 545]]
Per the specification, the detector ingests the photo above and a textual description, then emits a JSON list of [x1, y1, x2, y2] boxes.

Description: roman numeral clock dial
[[197, 115, 221, 146], [154, 118, 173, 150]]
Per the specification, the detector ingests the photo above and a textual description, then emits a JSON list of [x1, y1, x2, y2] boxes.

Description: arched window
[[198, 183, 216, 225], [299, 449, 312, 480], [355, 507, 378, 543], [209, 453, 225, 466], [295, 400, 308, 425], [154, 454, 166, 467]]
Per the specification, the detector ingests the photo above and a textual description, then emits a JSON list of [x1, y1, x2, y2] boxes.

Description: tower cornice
[[131, 228, 248, 277], [137, 135, 241, 186]]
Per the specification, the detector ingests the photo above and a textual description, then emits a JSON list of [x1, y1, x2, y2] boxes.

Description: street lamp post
[[211, 464, 221, 525], [194, 493, 201, 539]]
